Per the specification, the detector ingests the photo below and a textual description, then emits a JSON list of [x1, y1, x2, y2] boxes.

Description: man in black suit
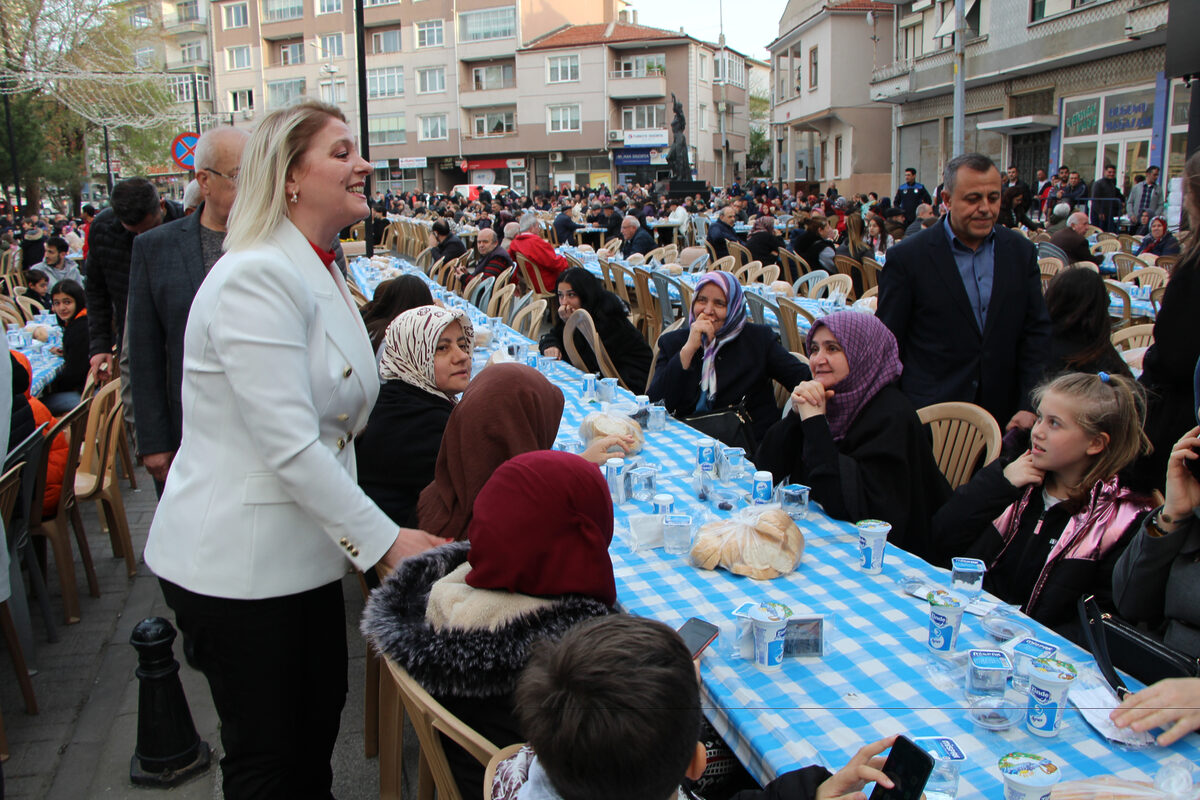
[[552, 204, 581, 246], [878, 152, 1050, 430], [127, 126, 249, 493], [619, 215, 656, 258]]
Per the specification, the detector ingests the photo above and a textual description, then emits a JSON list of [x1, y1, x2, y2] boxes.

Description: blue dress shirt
[[942, 215, 996, 331]]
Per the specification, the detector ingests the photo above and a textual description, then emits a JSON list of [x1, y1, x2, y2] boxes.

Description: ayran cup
[[926, 589, 966, 655], [998, 752, 1060, 800], [856, 519, 891, 574], [1025, 657, 1076, 737]]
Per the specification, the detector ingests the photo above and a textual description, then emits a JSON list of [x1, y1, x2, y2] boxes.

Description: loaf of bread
[[579, 411, 644, 455], [690, 507, 804, 580]]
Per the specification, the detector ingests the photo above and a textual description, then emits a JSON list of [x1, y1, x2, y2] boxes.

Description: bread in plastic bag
[[579, 411, 644, 455], [690, 506, 805, 580]]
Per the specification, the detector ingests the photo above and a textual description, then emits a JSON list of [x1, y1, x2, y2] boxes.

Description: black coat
[[355, 380, 453, 527], [431, 234, 467, 265], [553, 213, 580, 246], [620, 227, 656, 259], [707, 219, 739, 260], [755, 384, 951, 561], [877, 222, 1050, 426], [648, 324, 810, 442], [8, 353, 34, 452], [539, 299, 652, 393], [47, 313, 89, 395], [746, 231, 780, 266]]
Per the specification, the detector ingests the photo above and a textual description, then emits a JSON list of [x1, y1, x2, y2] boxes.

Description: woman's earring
[[290, 190, 299, 203]]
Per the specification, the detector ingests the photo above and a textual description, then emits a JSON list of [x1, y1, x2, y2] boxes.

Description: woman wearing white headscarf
[[356, 305, 474, 526]]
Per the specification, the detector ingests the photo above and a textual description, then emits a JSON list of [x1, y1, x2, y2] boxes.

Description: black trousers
[[159, 579, 348, 800]]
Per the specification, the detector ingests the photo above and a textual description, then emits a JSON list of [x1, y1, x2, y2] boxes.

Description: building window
[[279, 41, 304, 65], [621, 104, 665, 130], [227, 45, 251, 70], [266, 78, 305, 107], [547, 55, 578, 83], [129, 5, 152, 27], [808, 46, 818, 89], [699, 55, 706, 79], [474, 111, 515, 136], [459, 7, 516, 41], [317, 0, 341, 12], [134, 47, 156, 69], [712, 52, 745, 87], [167, 74, 212, 102], [176, 0, 199, 21], [1031, 0, 1097, 23], [419, 114, 448, 141], [416, 66, 445, 93], [612, 53, 664, 78], [369, 114, 407, 145], [180, 40, 205, 64], [366, 0, 399, 6], [262, 0, 303, 22], [320, 33, 343, 58], [366, 66, 404, 98], [548, 104, 580, 133], [416, 20, 444, 47], [319, 79, 347, 104], [230, 88, 254, 111], [223, 2, 248, 28], [699, 103, 707, 130], [834, 136, 843, 177], [472, 63, 514, 91], [372, 29, 402, 53]]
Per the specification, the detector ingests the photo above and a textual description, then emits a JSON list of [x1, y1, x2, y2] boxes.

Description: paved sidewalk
[[0, 465, 391, 799]]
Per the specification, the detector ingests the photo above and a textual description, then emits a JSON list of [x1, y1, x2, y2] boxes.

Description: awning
[[933, 0, 977, 38], [466, 158, 525, 170], [975, 115, 1058, 135]]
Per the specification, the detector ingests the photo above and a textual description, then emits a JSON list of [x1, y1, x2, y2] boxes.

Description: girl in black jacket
[[539, 267, 652, 393], [43, 279, 88, 416]]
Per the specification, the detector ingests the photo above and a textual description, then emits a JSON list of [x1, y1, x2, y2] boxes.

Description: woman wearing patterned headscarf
[[745, 214, 781, 266], [356, 305, 474, 526], [648, 270, 809, 444], [756, 311, 950, 560]]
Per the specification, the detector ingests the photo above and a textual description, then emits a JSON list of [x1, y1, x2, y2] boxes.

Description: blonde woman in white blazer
[[144, 99, 443, 799]]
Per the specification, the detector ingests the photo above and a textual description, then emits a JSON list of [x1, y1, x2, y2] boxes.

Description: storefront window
[[1167, 82, 1191, 181], [1059, 86, 1155, 186], [1062, 98, 1099, 138]]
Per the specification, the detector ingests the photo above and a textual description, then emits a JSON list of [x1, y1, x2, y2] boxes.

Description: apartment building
[[869, 0, 1181, 200], [768, 0, 895, 197]]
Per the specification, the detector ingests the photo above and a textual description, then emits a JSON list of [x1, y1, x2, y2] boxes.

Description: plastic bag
[[689, 505, 805, 580], [1051, 774, 1198, 800], [579, 410, 644, 455]]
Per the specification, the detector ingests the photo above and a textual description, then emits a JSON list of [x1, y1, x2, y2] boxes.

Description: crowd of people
[[3, 96, 1200, 800]]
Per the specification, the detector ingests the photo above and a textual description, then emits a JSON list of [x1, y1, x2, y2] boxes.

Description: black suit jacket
[[877, 222, 1050, 425], [621, 227, 656, 258], [126, 207, 208, 456]]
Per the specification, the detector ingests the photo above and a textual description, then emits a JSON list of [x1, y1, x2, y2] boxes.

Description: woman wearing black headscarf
[[538, 267, 652, 392]]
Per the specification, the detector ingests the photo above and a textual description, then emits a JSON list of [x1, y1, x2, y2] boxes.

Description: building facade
[[869, 0, 1183, 204], [769, 0, 896, 197]]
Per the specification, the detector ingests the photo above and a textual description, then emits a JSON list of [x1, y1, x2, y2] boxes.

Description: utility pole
[[354, 0, 373, 256], [190, 71, 201, 142], [951, 0, 965, 157], [718, 0, 727, 189]]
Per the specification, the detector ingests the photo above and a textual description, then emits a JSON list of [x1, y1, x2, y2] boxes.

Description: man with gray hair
[[127, 125, 250, 492], [620, 214, 656, 258], [878, 152, 1049, 430], [456, 225, 512, 287], [182, 179, 202, 214], [1048, 211, 1095, 265]]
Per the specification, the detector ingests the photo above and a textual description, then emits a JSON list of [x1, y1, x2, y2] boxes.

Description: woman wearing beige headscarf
[[356, 305, 474, 526]]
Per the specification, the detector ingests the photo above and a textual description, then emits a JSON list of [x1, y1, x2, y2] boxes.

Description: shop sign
[[1103, 90, 1155, 133], [372, 160, 390, 169], [396, 156, 428, 169], [624, 129, 669, 147], [505, 158, 526, 169], [613, 147, 668, 166], [438, 158, 460, 170], [1063, 99, 1099, 138]]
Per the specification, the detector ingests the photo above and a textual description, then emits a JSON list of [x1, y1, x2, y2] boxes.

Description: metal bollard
[[129, 617, 212, 787]]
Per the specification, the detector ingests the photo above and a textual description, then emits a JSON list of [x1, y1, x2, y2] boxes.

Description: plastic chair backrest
[[647, 271, 678, 328], [727, 240, 751, 269], [4, 423, 46, 543], [793, 270, 829, 297], [631, 267, 660, 344], [511, 298, 547, 340], [487, 282, 516, 320], [468, 275, 495, 309], [810, 274, 852, 299], [743, 291, 770, 326], [564, 309, 628, 390], [0, 462, 23, 531], [30, 398, 91, 527], [916, 401, 1002, 490], [1130, 266, 1168, 290], [1104, 279, 1131, 329], [775, 297, 813, 354], [78, 380, 120, 480], [1110, 323, 1154, 351]]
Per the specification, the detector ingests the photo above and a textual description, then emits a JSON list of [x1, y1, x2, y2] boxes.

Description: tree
[[747, 88, 770, 177]]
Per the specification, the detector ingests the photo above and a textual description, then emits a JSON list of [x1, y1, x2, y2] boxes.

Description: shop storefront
[[1057, 84, 1156, 196], [373, 157, 425, 195], [614, 129, 671, 187]]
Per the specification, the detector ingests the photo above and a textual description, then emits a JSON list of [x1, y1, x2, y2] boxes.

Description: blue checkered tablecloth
[[351, 257, 1200, 798]]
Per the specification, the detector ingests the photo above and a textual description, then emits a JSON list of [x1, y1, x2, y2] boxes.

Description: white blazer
[[144, 219, 396, 599]]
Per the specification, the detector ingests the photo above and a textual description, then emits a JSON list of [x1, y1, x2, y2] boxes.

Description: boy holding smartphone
[[497, 615, 900, 800]]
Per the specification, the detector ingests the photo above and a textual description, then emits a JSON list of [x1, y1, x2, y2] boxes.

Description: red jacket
[[508, 233, 567, 292]]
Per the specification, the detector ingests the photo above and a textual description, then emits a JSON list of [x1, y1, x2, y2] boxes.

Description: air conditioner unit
[[548, 152, 564, 162], [608, 130, 624, 141]]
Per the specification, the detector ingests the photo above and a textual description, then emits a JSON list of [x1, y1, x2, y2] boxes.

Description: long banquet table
[[349, 255, 1197, 798]]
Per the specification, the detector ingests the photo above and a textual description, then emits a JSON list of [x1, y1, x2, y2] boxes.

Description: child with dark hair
[[43, 279, 89, 415], [494, 614, 898, 800], [23, 269, 51, 308]]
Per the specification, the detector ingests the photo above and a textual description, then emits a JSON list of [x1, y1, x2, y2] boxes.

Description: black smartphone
[[678, 618, 719, 659], [867, 736, 934, 800]]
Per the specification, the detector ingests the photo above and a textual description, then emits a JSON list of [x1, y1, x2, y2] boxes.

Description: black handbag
[[1077, 595, 1200, 693], [682, 399, 756, 452]]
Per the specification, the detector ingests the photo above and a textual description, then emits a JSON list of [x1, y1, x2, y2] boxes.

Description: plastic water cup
[[647, 405, 667, 431], [914, 737, 966, 800], [999, 752, 1061, 800], [966, 649, 1013, 697], [781, 484, 810, 520], [856, 520, 891, 574], [629, 467, 657, 502], [951, 557, 986, 602], [927, 590, 966, 654], [598, 377, 619, 402], [750, 603, 792, 671], [1011, 639, 1058, 692], [605, 457, 626, 504], [662, 515, 693, 555], [1025, 658, 1077, 737], [582, 373, 598, 401]]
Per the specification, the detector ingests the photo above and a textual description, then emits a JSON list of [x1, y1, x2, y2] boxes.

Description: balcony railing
[[609, 67, 665, 79]]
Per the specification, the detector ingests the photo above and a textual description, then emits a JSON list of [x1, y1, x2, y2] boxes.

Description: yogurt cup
[[927, 590, 966, 654], [751, 471, 774, 504], [998, 752, 1060, 800], [856, 519, 891, 574], [750, 602, 792, 671], [1025, 657, 1077, 737]]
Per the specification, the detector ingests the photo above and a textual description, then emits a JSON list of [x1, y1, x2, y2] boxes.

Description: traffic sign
[[171, 132, 200, 171]]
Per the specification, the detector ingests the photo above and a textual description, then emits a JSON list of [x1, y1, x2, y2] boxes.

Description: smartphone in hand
[[678, 618, 719, 659], [868, 735, 934, 800]]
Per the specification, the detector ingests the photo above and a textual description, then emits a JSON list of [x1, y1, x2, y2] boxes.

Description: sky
[[632, 0, 791, 61]]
